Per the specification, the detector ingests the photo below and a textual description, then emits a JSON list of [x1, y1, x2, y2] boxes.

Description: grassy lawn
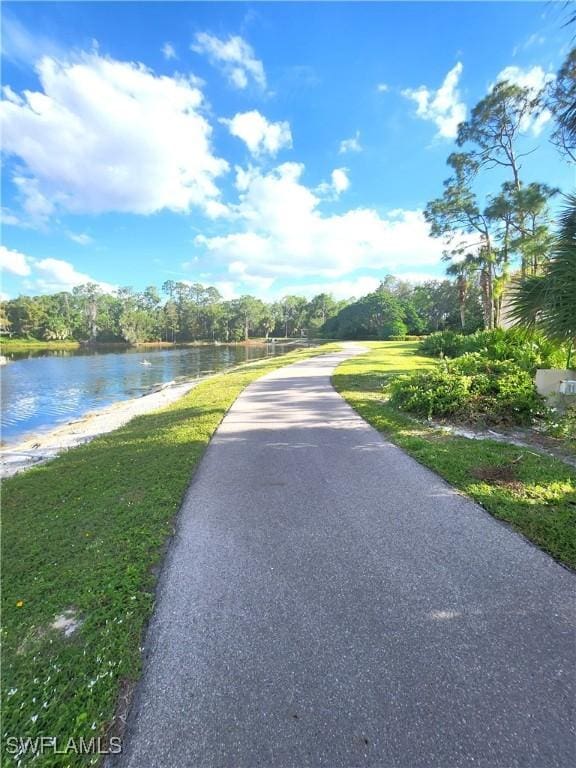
[[1, 344, 336, 767], [334, 341, 576, 570]]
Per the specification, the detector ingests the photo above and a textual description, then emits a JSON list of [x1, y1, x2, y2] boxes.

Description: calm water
[[1, 343, 297, 445]]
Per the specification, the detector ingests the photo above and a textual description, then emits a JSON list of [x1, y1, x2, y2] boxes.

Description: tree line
[[0, 274, 487, 345]]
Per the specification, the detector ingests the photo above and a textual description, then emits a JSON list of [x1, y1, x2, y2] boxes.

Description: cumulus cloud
[[402, 62, 466, 139], [376, 83, 389, 93], [222, 111, 292, 156], [34, 258, 115, 293], [0, 245, 113, 293], [0, 51, 228, 221], [496, 64, 555, 94], [191, 32, 266, 89], [339, 131, 362, 154], [494, 65, 556, 136], [0, 245, 31, 276], [195, 163, 446, 285]]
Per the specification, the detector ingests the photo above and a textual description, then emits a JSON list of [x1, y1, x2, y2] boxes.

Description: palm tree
[[508, 195, 576, 367]]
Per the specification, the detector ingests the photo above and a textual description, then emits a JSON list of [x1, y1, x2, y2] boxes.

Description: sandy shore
[[1, 379, 202, 479]]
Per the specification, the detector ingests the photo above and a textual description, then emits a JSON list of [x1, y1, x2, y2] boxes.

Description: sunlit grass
[[334, 341, 576, 569]]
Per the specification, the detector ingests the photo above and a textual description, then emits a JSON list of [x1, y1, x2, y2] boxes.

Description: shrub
[[418, 330, 465, 358], [381, 318, 408, 340], [419, 328, 565, 373], [388, 367, 471, 419], [546, 404, 576, 445], [388, 353, 546, 425]]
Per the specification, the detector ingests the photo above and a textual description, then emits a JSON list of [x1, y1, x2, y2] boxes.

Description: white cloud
[[402, 62, 466, 139], [211, 281, 237, 300], [34, 258, 115, 293], [67, 232, 93, 246], [376, 83, 389, 93], [228, 260, 275, 291], [195, 163, 446, 288], [162, 42, 177, 60], [273, 276, 382, 301], [339, 131, 362, 154], [191, 32, 266, 90], [0, 51, 228, 220], [316, 167, 350, 198], [496, 64, 555, 94], [222, 111, 292, 156], [0, 245, 31, 276], [331, 168, 350, 194], [1, 246, 113, 293], [495, 65, 556, 136]]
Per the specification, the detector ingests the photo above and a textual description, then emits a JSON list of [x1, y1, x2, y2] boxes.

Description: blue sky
[[1, 1, 574, 301]]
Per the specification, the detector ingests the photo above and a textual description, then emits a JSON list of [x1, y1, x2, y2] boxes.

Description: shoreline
[[0, 378, 202, 479], [0, 341, 321, 478], [0, 338, 306, 354]]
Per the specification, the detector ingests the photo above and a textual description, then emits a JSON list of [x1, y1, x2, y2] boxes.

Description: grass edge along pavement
[[334, 341, 576, 571], [1, 343, 339, 767]]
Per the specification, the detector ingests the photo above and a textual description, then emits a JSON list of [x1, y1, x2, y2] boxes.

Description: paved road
[[116, 346, 575, 768]]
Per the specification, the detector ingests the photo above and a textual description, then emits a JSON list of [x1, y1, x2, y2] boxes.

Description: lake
[[1, 343, 299, 445]]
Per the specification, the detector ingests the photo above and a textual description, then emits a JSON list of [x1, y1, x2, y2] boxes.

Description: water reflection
[[1, 344, 298, 444]]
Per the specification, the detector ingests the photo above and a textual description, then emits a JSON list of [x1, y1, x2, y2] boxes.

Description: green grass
[[1, 339, 81, 351], [334, 341, 576, 570], [1, 344, 337, 767]]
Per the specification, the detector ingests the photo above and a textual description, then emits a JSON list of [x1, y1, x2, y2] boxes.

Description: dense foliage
[[0, 283, 348, 344], [388, 353, 546, 426], [0, 274, 485, 345], [322, 276, 483, 340], [419, 328, 566, 373]]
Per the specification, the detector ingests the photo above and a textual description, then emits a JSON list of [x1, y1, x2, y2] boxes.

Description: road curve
[[116, 345, 575, 768]]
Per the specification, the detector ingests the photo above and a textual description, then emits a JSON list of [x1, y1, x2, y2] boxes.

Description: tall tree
[[457, 81, 540, 191], [547, 47, 576, 163], [235, 295, 265, 341], [425, 152, 497, 328]]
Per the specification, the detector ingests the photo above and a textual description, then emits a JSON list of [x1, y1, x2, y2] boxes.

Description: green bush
[[388, 353, 546, 425], [547, 404, 576, 445], [419, 328, 565, 373], [381, 318, 408, 339]]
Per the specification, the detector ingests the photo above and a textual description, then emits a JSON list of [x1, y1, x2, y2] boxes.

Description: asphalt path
[[116, 345, 575, 768]]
